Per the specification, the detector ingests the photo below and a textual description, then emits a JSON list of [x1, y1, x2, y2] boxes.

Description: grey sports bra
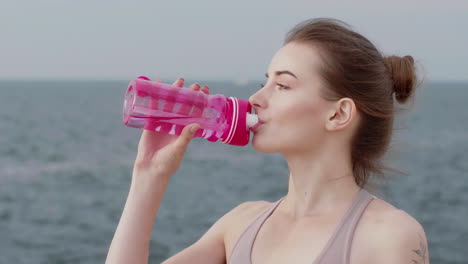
[[228, 188, 375, 264]]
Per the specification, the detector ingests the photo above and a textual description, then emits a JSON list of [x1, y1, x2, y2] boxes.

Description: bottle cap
[[221, 97, 252, 146]]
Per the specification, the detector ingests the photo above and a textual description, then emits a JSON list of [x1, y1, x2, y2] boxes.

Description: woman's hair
[[284, 18, 422, 189]]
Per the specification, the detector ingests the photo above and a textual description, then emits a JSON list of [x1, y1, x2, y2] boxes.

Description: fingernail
[[190, 124, 199, 134], [179, 78, 184, 82]]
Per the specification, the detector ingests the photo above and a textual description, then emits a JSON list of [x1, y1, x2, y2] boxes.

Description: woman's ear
[[325, 98, 356, 131]]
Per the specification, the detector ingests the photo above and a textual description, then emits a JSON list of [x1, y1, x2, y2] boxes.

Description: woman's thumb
[[177, 123, 200, 147], [189, 124, 200, 134]]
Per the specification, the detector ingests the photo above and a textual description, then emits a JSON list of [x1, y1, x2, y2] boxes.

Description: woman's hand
[[131, 78, 210, 189]]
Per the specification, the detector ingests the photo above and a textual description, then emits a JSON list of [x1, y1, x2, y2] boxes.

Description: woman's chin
[[251, 136, 278, 153]]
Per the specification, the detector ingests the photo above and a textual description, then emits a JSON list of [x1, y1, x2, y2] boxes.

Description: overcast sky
[[1, 0, 467, 82]]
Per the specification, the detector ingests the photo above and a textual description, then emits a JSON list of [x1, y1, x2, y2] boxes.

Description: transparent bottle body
[[123, 81, 229, 142]]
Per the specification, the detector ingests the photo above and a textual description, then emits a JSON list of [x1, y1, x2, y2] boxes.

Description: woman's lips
[[251, 122, 264, 132]]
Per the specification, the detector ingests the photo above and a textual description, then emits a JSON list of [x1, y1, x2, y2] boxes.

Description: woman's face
[[249, 41, 335, 154]]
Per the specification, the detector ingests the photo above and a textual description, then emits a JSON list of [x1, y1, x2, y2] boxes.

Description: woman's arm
[[107, 172, 240, 264], [106, 78, 214, 264], [105, 174, 169, 264]]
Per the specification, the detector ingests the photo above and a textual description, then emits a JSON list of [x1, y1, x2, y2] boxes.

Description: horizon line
[[0, 77, 467, 84]]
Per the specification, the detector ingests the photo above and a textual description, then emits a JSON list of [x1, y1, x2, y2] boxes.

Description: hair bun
[[384, 55, 417, 104]]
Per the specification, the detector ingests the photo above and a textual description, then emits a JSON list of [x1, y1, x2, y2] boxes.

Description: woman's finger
[[192, 83, 201, 91], [174, 123, 199, 152], [188, 83, 199, 90], [201, 85, 210, 94], [173, 78, 184, 87]]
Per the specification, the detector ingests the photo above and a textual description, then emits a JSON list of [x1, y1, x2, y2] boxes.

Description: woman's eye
[[259, 83, 289, 90], [276, 83, 289, 90]]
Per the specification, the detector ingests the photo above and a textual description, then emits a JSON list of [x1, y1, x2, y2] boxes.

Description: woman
[[106, 18, 430, 264]]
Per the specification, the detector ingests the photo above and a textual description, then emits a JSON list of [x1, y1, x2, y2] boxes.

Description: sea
[[0, 79, 466, 264]]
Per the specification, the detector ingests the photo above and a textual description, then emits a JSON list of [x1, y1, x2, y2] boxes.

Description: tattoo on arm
[[411, 233, 427, 264]]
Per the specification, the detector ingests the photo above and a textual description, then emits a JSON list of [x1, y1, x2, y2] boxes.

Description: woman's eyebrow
[[265, 70, 298, 79]]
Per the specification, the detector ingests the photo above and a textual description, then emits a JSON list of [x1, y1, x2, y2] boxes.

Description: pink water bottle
[[122, 76, 259, 146]]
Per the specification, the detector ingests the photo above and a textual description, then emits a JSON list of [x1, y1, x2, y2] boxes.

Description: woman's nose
[[249, 94, 262, 110]]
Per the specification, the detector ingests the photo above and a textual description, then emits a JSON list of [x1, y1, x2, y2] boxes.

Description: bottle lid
[[221, 97, 252, 146]]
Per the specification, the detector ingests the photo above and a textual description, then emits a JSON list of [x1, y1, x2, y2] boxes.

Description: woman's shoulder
[[222, 199, 275, 249], [352, 197, 429, 263], [234, 199, 273, 216], [225, 199, 274, 228], [363, 197, 424, 230]]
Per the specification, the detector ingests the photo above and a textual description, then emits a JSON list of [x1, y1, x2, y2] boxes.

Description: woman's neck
[[280, 145, 360, 220]]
